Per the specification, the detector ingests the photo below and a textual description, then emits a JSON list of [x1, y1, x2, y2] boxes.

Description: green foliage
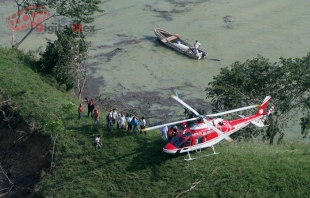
[[39, 27, 88, 90], [45, 0, 104, 23], [44, 102, 75, 133], [0, 47, 76, 126], [206, 54, 310, 144]]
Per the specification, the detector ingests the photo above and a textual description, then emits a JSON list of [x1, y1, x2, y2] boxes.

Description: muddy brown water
[[1, 0, 310, 140]]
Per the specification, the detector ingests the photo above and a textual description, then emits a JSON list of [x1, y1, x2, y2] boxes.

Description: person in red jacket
[[78, 104, 83, 120], [87, 99, 95, 118], [93, 108, 99, 126], [168, 126, 174, 142]]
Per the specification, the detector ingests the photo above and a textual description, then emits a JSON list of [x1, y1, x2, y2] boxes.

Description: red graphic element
[[36, 24, 44, 32], [6, 4, 50, 32], [23, 15, 29, 22], [72, 23, 83, 32]]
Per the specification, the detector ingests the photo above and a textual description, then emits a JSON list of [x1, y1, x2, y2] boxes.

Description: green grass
[[1, 47, 310, 198], [0, 47, 75, 126], [37, 125, 310, 198]]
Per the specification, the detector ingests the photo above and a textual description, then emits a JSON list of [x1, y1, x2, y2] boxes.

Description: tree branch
[[175, 180, 202, 198]]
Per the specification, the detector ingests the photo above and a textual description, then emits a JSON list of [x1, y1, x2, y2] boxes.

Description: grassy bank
[[37, 127, 310, 197], [1, 47, 310, 197], [0, 47, 75, 126]]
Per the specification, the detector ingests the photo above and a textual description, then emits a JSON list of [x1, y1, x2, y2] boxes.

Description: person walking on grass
[[93, 108, 99, 126], [94, 135, 102, 152], [140, 116, 146, 135], [78, 104, 83, 120], [131, 116, 138, 133]]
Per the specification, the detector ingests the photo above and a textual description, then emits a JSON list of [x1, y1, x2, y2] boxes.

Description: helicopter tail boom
[[252, 105, 275, 127], [255, 96, 271, 116]]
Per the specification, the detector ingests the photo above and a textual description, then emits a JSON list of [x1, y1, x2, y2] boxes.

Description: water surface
[[1, 0, 309, 139]]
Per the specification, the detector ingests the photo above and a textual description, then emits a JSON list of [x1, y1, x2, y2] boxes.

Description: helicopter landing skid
[[184, 146, 220, 161]]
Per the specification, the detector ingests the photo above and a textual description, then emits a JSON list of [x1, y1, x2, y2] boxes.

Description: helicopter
[[142, 95, 274, 161]]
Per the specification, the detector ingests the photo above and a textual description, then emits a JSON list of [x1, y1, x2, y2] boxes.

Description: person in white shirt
[[94, 135, 102, 152], [140, 117, 146, 135], [112, 108, 118, 125], [160, 125, 168, 142], [119, 113, 126, 129], [193, 40, 201, 55]]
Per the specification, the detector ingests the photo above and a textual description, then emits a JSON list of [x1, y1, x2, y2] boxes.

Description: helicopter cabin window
[[195, 137, 203, 145], [182, 132, 191, 137], [172, 137, 185, 148], [185, 138, 192, 147]]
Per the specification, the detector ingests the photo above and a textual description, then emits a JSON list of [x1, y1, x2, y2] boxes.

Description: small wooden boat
[[154, 28, 208, 60]]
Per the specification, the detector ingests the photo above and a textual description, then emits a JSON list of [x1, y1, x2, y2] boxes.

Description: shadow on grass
[[125, 136, 180, 167]]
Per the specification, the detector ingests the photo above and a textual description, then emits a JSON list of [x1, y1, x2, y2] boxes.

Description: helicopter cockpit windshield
[[170, 132, 192, 148], [171, 137, 185, 148]]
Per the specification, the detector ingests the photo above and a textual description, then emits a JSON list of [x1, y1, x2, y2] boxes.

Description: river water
[[1, 0, 310, 140]]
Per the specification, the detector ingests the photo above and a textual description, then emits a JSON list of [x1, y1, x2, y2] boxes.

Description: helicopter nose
[[163, 143, 178, 154]]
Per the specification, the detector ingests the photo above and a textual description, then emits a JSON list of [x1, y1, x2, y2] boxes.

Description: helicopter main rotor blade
[[206, 104, 259, 117], [202, 119, 232, 142], [171, 94, 200, 116], [141, 117, 198, 132], [171, 94, 232, 142]]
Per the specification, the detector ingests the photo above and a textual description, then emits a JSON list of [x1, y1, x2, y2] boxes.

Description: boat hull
[[154, 28, 208, 60]]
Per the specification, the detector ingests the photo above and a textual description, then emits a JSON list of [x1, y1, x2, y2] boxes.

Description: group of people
[[104, 109, 146, 134], [78, 99, 149, 151], [160, 125, 178, 142], [160, 122, 186, 142]]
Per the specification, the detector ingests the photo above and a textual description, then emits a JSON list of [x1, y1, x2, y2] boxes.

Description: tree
[[39, 26, 88, 95], [8, 0, 103, 48], [44, 102, 74, 169], [205, 54, 310, 144]]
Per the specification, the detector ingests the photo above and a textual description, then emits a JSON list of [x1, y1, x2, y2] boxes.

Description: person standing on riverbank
[[119, 113, 126, 129], [140, 117, 146, 135], [127, 114, 133, 131], [87, 99, 95, 118], [106, 111, 112, 129], [132, 116, 138, 133], [93, 108, 99, 126], [112, 108, 118, 125], [78, 104, 83, 120]]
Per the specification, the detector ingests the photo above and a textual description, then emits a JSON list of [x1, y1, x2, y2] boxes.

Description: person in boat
[[193, 40, 201, 54]]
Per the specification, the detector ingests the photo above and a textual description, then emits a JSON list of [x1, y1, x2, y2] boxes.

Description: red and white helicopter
[[143, 95, 274, 160]]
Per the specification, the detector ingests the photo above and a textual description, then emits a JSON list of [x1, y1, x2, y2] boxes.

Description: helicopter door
[[185, 138, 192, 147], [195, 137, 203, 145]]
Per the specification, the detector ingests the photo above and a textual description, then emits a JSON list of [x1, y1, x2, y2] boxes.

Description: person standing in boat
[[193, 40, 201, 54]]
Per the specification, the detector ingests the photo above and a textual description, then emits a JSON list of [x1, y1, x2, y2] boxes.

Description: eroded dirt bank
[[0, 108, 50, 198]]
